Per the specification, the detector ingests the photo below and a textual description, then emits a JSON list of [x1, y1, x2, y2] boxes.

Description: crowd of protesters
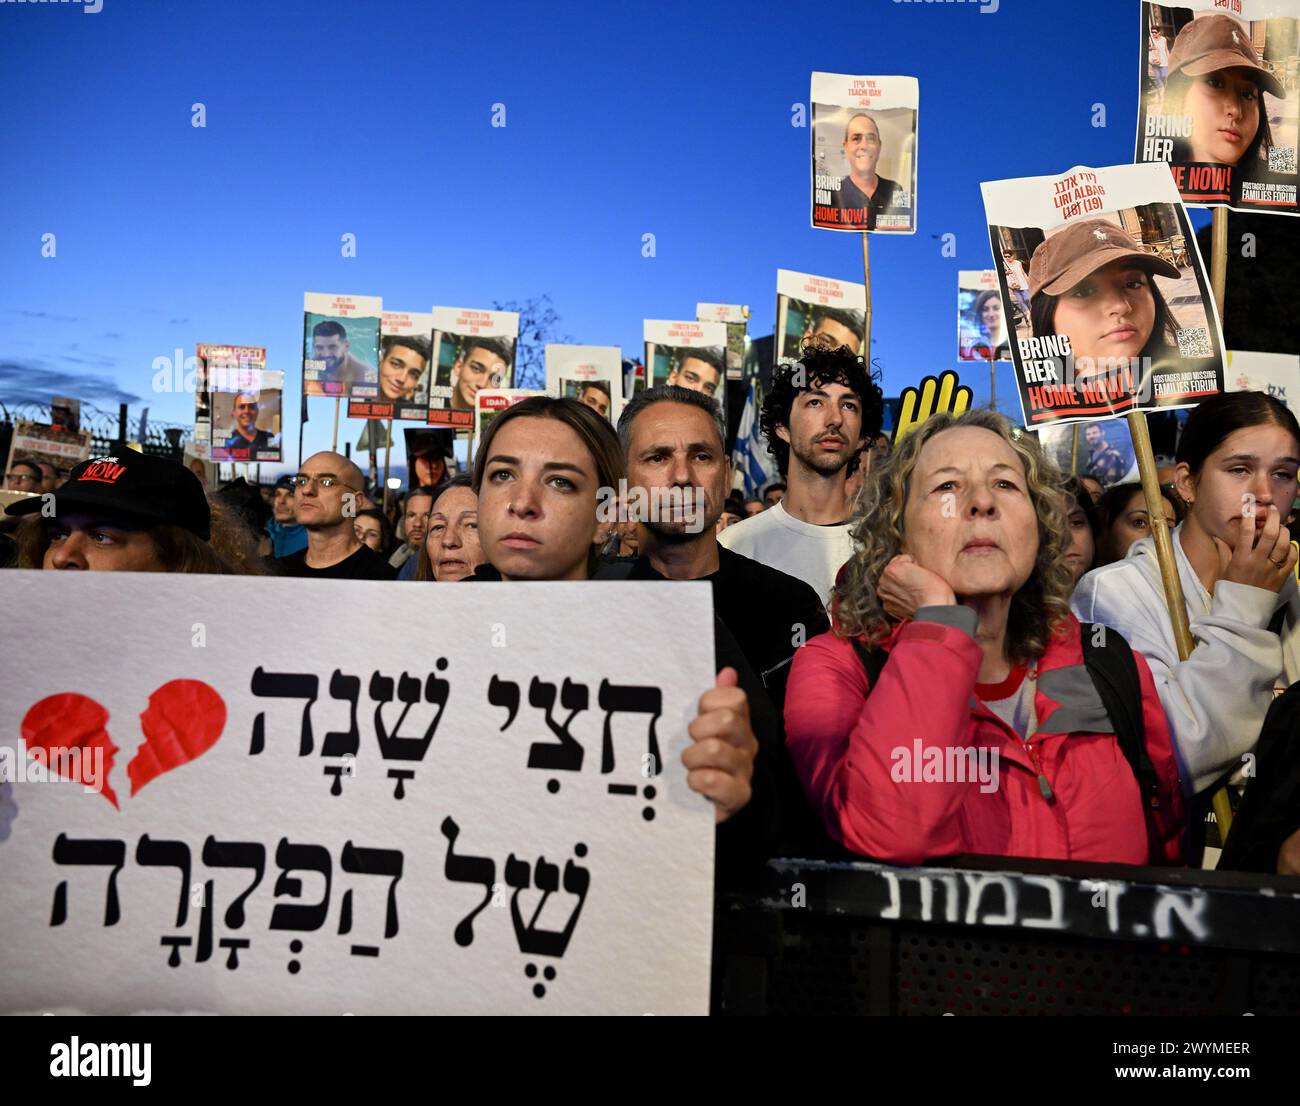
[[5, 341, 1300, 883]]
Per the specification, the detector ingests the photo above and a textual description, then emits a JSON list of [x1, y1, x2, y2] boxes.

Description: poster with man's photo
[[774, 269, 868, 364], [811, 72, 918, 233], [981, 161, 1226, 428], [404, 427, 456, 490], [472, 389, 547, 462], [1036, 420, 1139, 486], [958, 271, 1013, 362], [196, 345, 283, 464], [1135, 2, 1299, 216], [4, 419, 92, 490], [427, 307, 520, 432], [544, 345, 622, 423], [302, 292, 382, 400], [348, 311, 435, 422], [642, 320, 728, 418], [695, 304, 749, 381]]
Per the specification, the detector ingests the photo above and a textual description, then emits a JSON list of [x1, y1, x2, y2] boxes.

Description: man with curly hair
[[719, 344, 884, 608]]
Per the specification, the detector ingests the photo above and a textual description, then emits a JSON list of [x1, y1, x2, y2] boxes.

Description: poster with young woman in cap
[[981, 161, 1225, 428], [1135, 2, 1299, 215]]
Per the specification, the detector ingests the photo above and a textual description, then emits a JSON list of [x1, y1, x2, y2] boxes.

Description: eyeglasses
[[235, 402, 258, 410], [6, 471, 38, 485], [291, 474, 358, 491]]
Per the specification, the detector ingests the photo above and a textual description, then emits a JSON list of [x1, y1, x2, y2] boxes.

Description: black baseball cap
[[4, 451, 211, 539]]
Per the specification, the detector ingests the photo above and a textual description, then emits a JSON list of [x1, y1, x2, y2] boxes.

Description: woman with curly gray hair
[[783, 409, 1186, 866]]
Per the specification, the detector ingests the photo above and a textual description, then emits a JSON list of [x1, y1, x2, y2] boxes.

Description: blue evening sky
[[0, 0, 1206, 473]]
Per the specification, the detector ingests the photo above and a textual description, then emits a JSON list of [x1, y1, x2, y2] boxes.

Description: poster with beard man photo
[[774, 268, 867, 365], [428, 307, 520, 432], [1135, 2, 1299, 216], [302, 293, 382, 400], [348, 312, 436, 422], [982, 161, 1225, 429], [811, 71, 918, 233]]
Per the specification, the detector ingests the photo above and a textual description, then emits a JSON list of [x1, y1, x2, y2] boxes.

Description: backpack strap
[[1080, 623, 1160, 810], [849, 636, 888, 688]]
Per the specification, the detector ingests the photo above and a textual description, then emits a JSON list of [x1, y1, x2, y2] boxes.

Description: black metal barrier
[[716, 856, 1300, 1015]]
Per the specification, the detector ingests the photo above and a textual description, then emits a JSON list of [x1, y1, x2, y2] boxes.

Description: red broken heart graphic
[[20, 680, 226, 808], [21, 692, 120, 809]]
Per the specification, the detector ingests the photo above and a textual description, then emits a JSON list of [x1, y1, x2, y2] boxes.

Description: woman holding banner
[[1073, 392, 1300, 804], [784, 410, 1185, 866], [467, 395, 776, 864]]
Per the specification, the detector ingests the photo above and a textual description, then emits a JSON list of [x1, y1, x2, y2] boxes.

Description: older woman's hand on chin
[[685, 667, 757, 823], [877, 553, 957, 622]]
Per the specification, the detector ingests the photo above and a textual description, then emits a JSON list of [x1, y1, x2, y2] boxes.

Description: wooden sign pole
[[861, 232, 872, 362], [331, 398, 341, 454]]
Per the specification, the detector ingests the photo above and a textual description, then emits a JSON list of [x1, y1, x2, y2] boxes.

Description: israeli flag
[[731, 378, 777, 497]]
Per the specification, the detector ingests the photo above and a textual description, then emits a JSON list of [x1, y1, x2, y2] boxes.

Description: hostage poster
[[1135, 1, 1300, 216], [472, 388, 547, 461], [0, 573, 716, 1015], [195, 345, 283, 464], [302, 293, 383, 400], [981, 161, 1225, 427], [643, 320, 728, 421], [427, 307, 520, 432], [774, 268, 868, 363], [348, 312, 436, 423], [958, 271, 1012, 362], [544, 346, 621, 423], [695, 304, 749, 381], [811, 72, 918, 234]]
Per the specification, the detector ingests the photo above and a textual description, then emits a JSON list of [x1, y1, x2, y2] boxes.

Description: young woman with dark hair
[[1073, 391, 1300, 799]]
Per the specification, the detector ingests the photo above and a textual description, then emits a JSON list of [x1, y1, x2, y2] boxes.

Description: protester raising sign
[[810, 72, 918, 234], [427, 307, 520, 432], [347, 312, 436, 423], [1135, 2, 1299, 217], [0, 573, 716, 1015], [774, 269, 867, 363], [302, 293, 383, 400], [4, 419, 92, 487], [981, 161, 1225, 427]]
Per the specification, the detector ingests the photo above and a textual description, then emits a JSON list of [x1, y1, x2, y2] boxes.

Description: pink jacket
[[784, 613, 1185, 866]]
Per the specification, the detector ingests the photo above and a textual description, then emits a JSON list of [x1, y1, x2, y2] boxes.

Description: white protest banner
[[982, 161, 1225, 427], [811, 72, 918, 234], [0, 574, 716, 1014]]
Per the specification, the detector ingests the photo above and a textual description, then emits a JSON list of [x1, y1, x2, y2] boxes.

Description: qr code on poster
[[1269, 146, 1297, 174], [1176, 327, 1211, 358]]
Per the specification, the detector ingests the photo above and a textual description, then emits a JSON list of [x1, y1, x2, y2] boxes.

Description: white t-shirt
[[717, 501, 853, 610], [1151, 35, 1169, 67]]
